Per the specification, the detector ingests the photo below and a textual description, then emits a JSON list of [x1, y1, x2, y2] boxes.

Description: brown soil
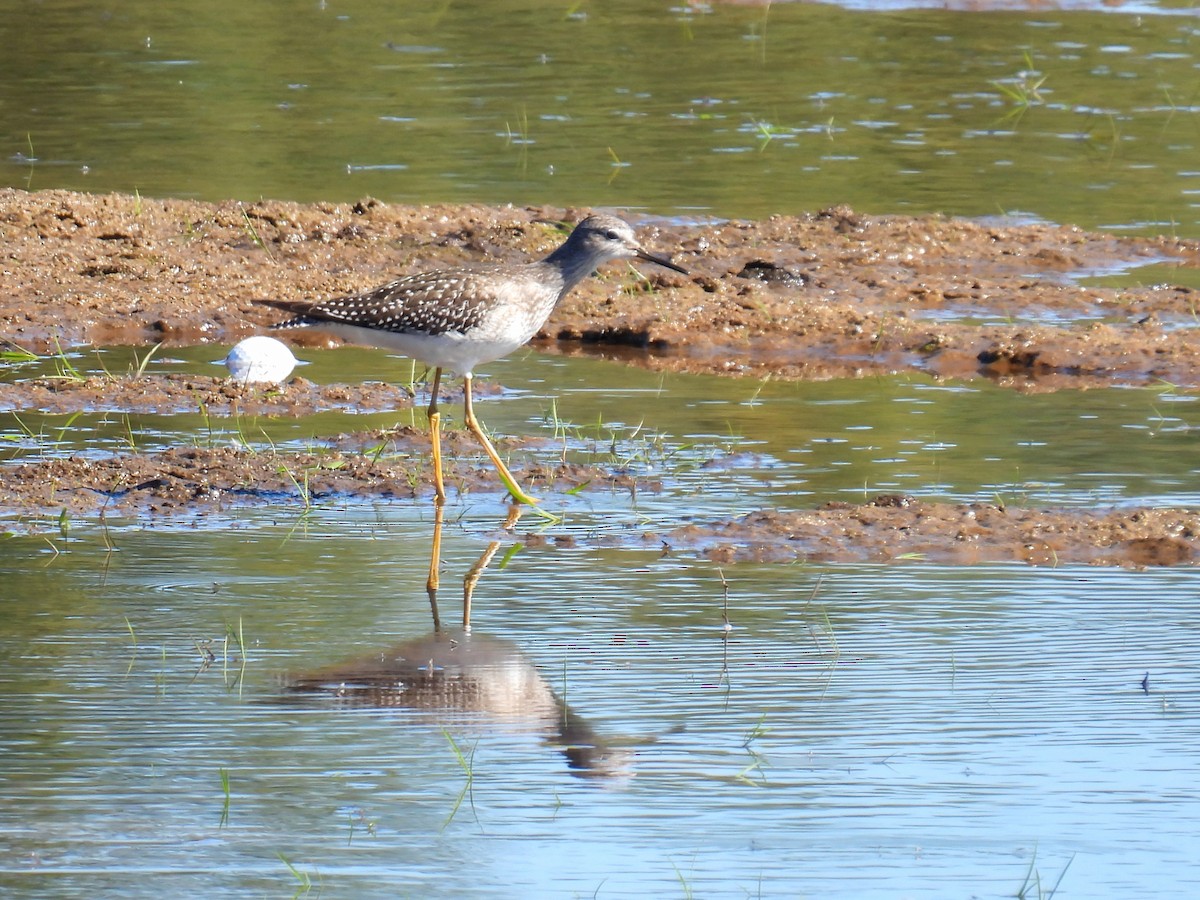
[[656, 498, 1200, 569], [4, 187, 1200, 566], [0, 439, 642, 518]]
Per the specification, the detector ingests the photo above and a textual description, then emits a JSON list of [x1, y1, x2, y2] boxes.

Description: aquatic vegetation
[[277, 853, 318, 897], [441, 728, 479, 829], [991, 50, 1049, 123], [1015, 845, 1073, 900]]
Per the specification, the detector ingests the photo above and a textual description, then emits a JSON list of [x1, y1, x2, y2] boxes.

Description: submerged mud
[[660, 500, 1199, 569], [3, 188, 1199, 565]]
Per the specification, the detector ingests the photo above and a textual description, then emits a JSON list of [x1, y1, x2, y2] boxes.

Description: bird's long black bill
[[636, 248, 688, 275]]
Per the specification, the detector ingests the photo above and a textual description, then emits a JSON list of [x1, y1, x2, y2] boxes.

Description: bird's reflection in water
[[283, 503, 637, 778]]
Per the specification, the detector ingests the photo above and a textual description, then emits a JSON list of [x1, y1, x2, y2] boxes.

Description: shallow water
[[4, 1, 1200, 235], [5, 0, 1200, 894], [2, 508, 1199, 897], [4, 347, 1200, 514], [2, 349, 1200, 895]]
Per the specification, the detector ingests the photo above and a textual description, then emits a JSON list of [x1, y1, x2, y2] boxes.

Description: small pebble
[[219, 336, 297, 384]]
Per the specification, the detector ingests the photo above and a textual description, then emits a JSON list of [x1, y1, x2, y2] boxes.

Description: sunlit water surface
[[4, 0, 1200, 234], [5, 0, 1200, 892], [2, 515, 1198, 897], [4, 347, 1200, 514], [2, 348, 1200, 896]]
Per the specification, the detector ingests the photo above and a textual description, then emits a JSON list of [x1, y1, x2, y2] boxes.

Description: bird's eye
[[604, 230, 621, 241]]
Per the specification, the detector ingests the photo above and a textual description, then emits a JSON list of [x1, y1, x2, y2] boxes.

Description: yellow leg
[[462, 372, 540, 506], [427, 368, 447, 505], [426, 368, 446, 600]]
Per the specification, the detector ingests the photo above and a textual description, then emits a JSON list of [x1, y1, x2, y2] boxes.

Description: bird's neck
[[542, 240, 602, 296]]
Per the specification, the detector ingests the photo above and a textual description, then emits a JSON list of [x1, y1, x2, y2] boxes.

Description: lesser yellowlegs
[[258, 213, 687, 507]]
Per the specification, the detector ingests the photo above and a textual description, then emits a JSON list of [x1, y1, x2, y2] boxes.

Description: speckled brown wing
[[259, 270, 500, 337]]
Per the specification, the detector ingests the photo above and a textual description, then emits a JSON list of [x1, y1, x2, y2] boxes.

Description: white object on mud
[[220, 336, 298, 384]]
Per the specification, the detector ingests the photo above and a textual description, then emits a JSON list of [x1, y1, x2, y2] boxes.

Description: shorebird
[[258, 213, 686, 507]]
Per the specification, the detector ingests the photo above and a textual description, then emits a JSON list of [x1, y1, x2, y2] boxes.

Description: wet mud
[[0, 433, 643, 518], [658, 499, 1199, 569], [3, 188, 1199, 566]]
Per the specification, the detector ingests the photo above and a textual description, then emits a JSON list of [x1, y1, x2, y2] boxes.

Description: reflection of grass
[[219, 767, 231, 828], [606, 146, 627, 185], [992, 51, 1047, 106], [0, 341, 38, 363], [277, 463, 313, 512], [745, 375, 771, 408], [441, 729, 479, 829], [129, 342, 162, 377], [49, 338, 85, 384], [751, 117, 781, 149], [672, 862, 696, 899], [276, 459, 354, 515], [347, 807, 378, 845], [2, 338, 108, 386], [88, 342, 161, 388], [120, 413, 139, 452], [278, 852, 317, 897], [718, 567, 732, 633], [991, 51, 1048, 124], [503, 105, 531, 147], [224, 616, 247, 693], [803, 576, 842, 699], [541, 400, 688, 476], [121, 614, 138, 676], [1016, 845, 1073, 899], [189, 617, 248, 692], [4, 410, 84, 464], [736, 712, 771, 786], [154, 644, 168, 696], [503, 105, 533, 177]]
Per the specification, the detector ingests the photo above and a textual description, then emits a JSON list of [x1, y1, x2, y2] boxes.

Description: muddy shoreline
[[3, 188, 1199, 565]]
